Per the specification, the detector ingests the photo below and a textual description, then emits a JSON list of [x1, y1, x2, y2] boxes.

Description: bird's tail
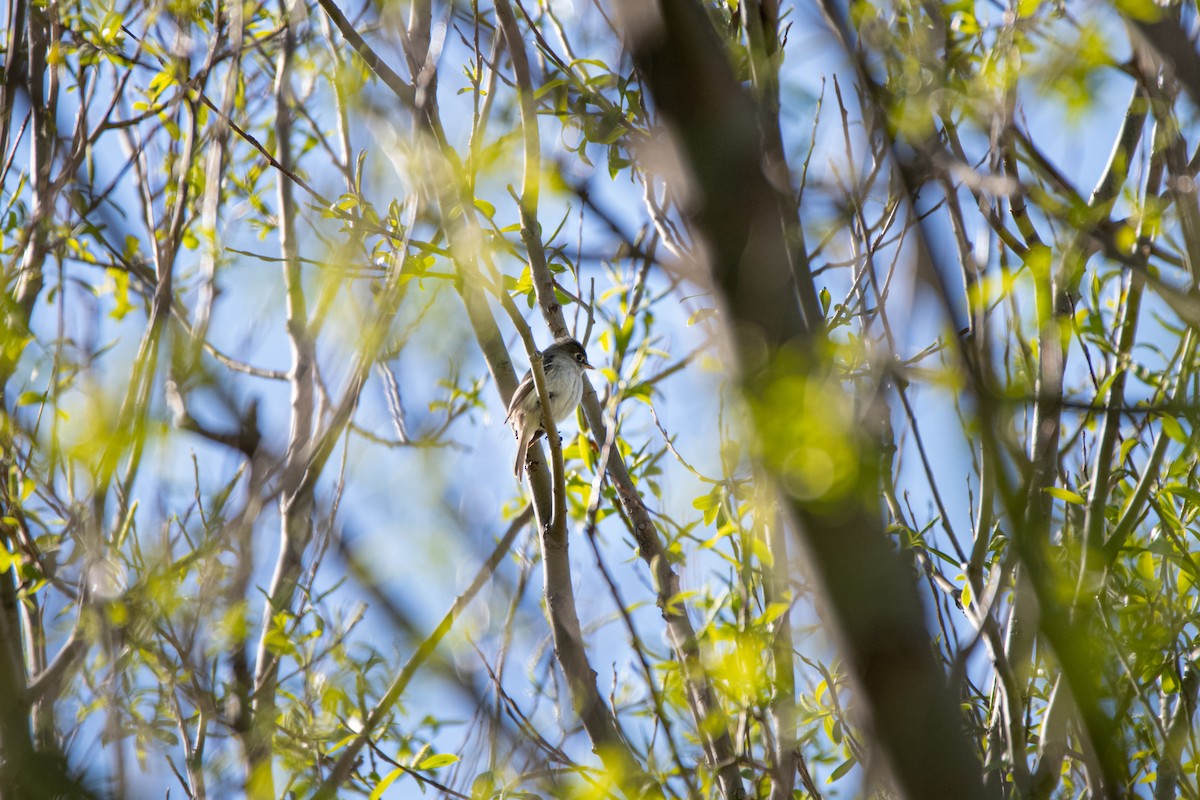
[[514, 426, 533, 481]]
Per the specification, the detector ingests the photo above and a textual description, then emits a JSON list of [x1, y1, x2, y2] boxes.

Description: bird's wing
[[504, 371, 536, 423]]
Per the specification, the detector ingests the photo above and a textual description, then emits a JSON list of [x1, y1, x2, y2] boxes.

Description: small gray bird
[[505, 338, 593, 480]]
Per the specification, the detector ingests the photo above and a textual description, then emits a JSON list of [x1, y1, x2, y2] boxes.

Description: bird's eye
[[575, 353, 584, 362]]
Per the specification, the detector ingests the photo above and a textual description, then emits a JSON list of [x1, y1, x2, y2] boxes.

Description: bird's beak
[[583, 360, 595, 370]]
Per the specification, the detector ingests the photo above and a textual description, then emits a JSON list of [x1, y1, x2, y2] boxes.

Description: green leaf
[[1044, 487, 1085, 505], [1161, 415, 1188, 445], [692, 489, 722, 525], [15, 391, 45, 407], [1118, 436, 1139, 466], [664, 590, 698, 613], [470, 771, 497, 798], [823, 714, 841, 743], [1177, 568, 1193, 595], [1153, 495, 1184, 533], [828, 755, 857, 782], [758, 601, 790, 626], [113, 499, 138, 549], [368, 767, 403, 800], [568, 58, 610, 71], [108, 268, 136, 320], [327, 733, 357, 754], [418, 753, 459, 770], [1162, 483, 1200, 510], [1116, 0, 1165, 22], [1136, 550, 1155, 582], [750, 536, 774, 568], [532, 78, 567, 100]]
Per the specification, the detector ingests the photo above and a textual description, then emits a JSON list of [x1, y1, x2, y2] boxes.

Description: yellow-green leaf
[[368, 767, 403, 800], [1044, 487, 1085, 505], [829, 755, 857, 782], [1161, 415, 1188, 445], [418, 753, 459, 770]]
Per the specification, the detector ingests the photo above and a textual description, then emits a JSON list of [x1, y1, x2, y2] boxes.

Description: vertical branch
[[758, 482, 798, 800], [1024, 87, 1147, 530], [193, 0, 244, 354], [495, 2, 745, 797], [491, 1, 662, 794], [485, 285, 654, 794], [0, 0, 27, 165], [249, 6, 312, 796], [0, 3, 48, 793], [115, 92, 198, 506], [0, 515, 33, 800], [1103, 328, 1195, 564], [493, 0, 563, 339], [0, 0, 89, 793], [1003, 88, 1146, 798], [713, 5, 821, 765], [1025, 87, 1146, 533], [100, 93, 198, 796], [525, 347, 651, 796], [14, 0, 51, 319], [1076, 146, 1160, 600], [740, 0, 823, 334]]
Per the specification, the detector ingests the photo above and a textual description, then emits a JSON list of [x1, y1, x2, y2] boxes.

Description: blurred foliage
[[1, 0, 1200, 798]]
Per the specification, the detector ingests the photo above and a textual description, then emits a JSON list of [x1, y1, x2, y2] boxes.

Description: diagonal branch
[[312, 507, 534, 800]]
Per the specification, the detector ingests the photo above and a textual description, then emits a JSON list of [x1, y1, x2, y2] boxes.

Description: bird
[[505, 338, 594, 480]]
